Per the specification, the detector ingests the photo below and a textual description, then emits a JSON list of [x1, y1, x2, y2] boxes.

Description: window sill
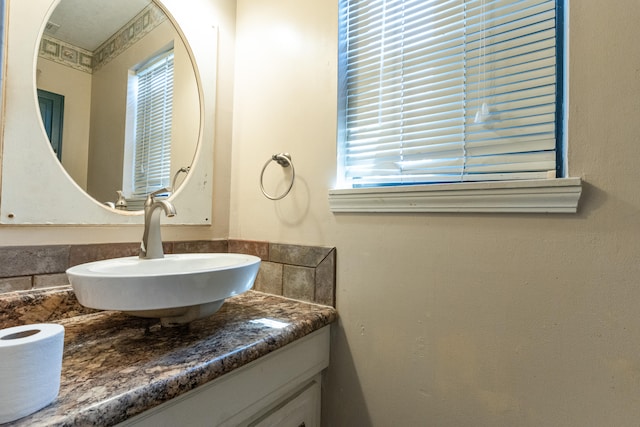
[[328, 178, 582, 214]]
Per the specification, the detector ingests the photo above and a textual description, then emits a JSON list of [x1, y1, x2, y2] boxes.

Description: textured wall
[[230, 0, 640, 426]]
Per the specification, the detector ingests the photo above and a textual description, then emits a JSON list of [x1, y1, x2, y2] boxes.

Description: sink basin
[[67, 253, 261, 326]]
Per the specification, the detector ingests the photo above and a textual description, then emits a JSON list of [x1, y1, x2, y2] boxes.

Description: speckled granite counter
[[0, 288, 337, 426]]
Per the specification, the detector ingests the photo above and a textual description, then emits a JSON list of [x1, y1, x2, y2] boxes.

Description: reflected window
[[125, 48, 174, 202]]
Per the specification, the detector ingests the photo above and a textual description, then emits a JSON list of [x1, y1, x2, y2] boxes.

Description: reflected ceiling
[[44, 0, 150, 50]]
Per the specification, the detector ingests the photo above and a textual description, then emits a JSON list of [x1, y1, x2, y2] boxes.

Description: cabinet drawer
[[249, 379, 320, 427]]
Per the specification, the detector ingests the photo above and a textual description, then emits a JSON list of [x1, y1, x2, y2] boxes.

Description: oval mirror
[[35, 0, 200, 211]]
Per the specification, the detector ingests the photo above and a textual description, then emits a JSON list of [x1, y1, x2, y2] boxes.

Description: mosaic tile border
[[0, 240, 336, 308]]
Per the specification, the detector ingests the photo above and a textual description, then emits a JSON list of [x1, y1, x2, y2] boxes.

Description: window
[[331, 0, 580, 213], [124, 49, 174, 203]]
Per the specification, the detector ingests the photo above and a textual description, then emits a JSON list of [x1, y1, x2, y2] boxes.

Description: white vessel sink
[[67, 253, 261, 326]]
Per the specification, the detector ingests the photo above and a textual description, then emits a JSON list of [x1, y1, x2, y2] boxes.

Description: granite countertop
[[1, 289, 337, 427]]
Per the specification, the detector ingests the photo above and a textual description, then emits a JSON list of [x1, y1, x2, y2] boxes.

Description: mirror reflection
[[36, 0, 200, 210]]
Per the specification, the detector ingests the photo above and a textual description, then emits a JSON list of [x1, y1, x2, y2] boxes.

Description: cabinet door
[[249, 380, 320, 427]]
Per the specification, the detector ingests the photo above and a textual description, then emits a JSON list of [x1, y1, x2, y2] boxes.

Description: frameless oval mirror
[[35, 0, 200, 211]]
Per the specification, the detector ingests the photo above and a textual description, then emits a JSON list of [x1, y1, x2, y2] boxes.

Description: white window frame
[[330, 0, 581, 213]]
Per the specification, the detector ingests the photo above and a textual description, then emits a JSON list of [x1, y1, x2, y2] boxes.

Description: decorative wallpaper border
[[39, 35, 93, 73], [92, 3, 167, 72], [0, 240, 336, 308], [38, 3, 167, 74]]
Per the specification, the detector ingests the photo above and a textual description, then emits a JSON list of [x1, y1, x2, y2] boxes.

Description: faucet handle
[[151, 186, 172, 197], [146, 187, 172, 204]]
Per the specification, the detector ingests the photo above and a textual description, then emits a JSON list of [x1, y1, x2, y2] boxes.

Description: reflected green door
[[37, 89, 64, 161]]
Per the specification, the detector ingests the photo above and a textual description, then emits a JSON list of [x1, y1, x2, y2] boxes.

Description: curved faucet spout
[[140, 189, 176, 259], [156, 199, 177, 217]]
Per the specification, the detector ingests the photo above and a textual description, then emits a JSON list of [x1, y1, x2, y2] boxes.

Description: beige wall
[[230, 0, 640, 426], [36, 58, 92, 190]]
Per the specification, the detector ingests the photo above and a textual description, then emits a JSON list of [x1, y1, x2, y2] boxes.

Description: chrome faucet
[[140, 187, 176, 259]]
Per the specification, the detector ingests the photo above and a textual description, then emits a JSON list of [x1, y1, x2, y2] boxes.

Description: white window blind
[[338, 0, 562, 188], [131, 51, 174, 198]]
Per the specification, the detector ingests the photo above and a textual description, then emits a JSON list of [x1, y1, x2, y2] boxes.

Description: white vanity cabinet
[[118, 326, 330, 427]]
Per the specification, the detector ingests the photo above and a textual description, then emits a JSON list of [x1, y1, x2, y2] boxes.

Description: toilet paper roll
[[0, 323, 65, 424]]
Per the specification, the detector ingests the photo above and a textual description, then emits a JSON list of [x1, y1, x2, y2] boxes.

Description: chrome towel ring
[[260, 153, 295, 200]]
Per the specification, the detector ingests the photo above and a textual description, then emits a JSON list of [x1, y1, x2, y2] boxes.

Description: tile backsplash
[[0, 240, 336, 307], [230, 240, 336, 307]]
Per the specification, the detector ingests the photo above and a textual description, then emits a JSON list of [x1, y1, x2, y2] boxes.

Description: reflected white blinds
[[338, 0, 560, 187], [132, 51, 174, 198]]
